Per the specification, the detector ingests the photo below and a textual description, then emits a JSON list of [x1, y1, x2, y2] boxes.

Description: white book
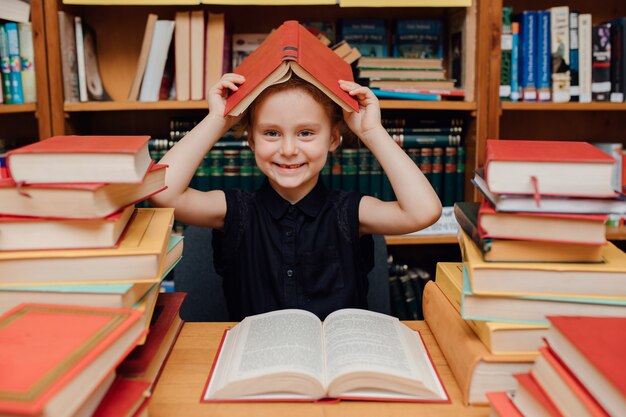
[[550, 6, 570, 102], [74, 16, 88, 102], [139, 20, 175, 102], [578, 13, 592, 103]]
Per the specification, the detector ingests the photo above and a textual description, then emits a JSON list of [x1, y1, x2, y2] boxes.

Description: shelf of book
[[385, 234, 458, 245], [0, 103, 38, 114], [501, 102, 626, 111], [63, 100, 477, 112]]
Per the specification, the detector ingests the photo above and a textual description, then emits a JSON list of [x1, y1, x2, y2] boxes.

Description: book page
[[323, 309, 447, 400]]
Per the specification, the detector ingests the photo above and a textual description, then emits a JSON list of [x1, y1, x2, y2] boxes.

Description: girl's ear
[[247, 135, 255, 151], [329, 127, 341, 151]]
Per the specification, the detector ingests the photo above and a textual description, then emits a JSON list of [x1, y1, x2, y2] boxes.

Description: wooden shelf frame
[[501, 102, 626, 111], [0, 103, 37, 114]]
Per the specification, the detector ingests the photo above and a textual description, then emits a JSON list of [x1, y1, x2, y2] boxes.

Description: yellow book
[[0, 208, 174, 286], [435, 262, 547, 355], [460, 230, 626, 298]]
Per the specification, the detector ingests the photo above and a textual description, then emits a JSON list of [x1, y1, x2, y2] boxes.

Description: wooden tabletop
[[149, 321, 490, 417]]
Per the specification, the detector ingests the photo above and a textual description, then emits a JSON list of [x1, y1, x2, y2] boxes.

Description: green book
[[209, 149, 224, 191], [369, 154, 382, 199], [196, 154, 211, 192], [419, 148, 433, 183], [390, 134, 462, 148], [443, 146, 457, 207], [341, 148, 358, 192], [431, 147, 443, 201], [223, 149, 240, 190], [331, 149, 342, 190], [357, 148, 371, 195], [456, 146, 465, 202], [239, 149, 254, 192]]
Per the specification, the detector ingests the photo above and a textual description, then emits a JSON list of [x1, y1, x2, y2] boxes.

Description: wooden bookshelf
[[0, 103, 37, 114], [385, 234, 458, 245], [501, 102, 626, 111]]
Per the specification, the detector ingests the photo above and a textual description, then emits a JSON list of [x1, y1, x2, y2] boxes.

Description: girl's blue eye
[[299, 130, 314, 138], [264, 130, 279, 137]]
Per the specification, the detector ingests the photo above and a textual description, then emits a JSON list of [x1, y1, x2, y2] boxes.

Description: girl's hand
[[339, 80, 382, 141], [207, 73, 246, 130]]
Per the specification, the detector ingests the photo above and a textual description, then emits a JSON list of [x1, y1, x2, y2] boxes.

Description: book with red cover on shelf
[[225, 20, 359, 117], [484, 140, 617, 197], [0, 163, 166, 219], [545, 316, 626, 417], [0, 303, 145, 417], [6, 135, 152, 184]]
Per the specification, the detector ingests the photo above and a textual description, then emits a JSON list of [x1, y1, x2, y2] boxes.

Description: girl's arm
[[339, 80, 442, 236], [149, 73, 246, 229]]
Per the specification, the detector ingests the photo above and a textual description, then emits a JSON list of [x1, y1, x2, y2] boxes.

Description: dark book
[[500, 7, 513, 100], [209, 149, 224, 191], [455, 146, 465, 203], [535, 10, 551, 101], [610, 18, 626, 102], [393, 19, 443, 59], [390, 133, 462, 148], [592, 23, 612, 101], [431, 147, 444, 201], [341, 148, 358, 192], [222, 149, 240, 189], [519, 11, 537, 101], [369, 154, 382, 199], [569, 11, 580, 102], [357, 148, 370, 195], [239, 148, 254, 192], [341, 18, 388, 58], [419, 147, 433, 184], [443, 146, 457, 207]]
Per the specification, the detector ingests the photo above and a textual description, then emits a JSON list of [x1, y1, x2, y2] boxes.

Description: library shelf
[[501, 102, 626, 112], [0, 103, 37, 114], [63, 100, 477, 112], [385, 234, 458, 245]]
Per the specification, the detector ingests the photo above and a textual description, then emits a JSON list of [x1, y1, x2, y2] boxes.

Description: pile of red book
[[0, 135, 186, 417], [488, 316, 626, 417]]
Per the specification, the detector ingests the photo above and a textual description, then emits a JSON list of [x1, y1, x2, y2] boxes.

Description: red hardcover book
[[545, 316, 625, 417], [513, 373, 564, 417], [477, 200, 607, 245], [224, 20, 359, 116], [532, 346, 610, 417], [484, 140, 616, 197], [91, 377, 150, 417], [6, 135, 152, 184], [486, 392, 524, 417], [0, 304, 145, 417], [117, 292, 186, 391], [0, 163, 166, 219]]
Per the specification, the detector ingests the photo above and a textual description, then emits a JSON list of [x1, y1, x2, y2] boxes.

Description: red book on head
[[484, 140, 616, 197], [224, 20, 359, 116]]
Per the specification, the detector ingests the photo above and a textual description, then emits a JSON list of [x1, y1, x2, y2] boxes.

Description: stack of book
[[487, 316, 626, 416], [0, 135, 185, 416], [356, 56, 463, 101], [424, 139, 626, 406]]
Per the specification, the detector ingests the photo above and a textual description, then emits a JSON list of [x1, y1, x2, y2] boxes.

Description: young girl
[[150, 73, 442, 320]]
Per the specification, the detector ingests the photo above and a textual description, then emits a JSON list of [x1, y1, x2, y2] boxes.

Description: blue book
[[3, 22, 24, 104], [393, 19, 443, 59], [535, 10, 551, 101], [569, 11, 580, 101], [372, 88, 440, 101], [0, 24, 14, 103], [510, 22, 520, 101], [341, 19, 387, 58], [520, 11, 537, 101]]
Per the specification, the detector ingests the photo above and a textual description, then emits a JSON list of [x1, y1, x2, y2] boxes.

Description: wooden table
[[149, 321, 490, 417]]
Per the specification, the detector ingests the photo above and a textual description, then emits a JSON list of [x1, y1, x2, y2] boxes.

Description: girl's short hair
[[233, 75, 344, 139]]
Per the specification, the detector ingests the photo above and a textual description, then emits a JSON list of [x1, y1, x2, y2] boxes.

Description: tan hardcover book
[[174, 11, 191, 101], [0, 208, 174, 286], [128, 14, 158, 101], [57, 11, 79, 102], [343, 47, 362, 64], [436, 262, 547, 355], [204, 12, 225, 96], [190, 10, 205, 100], [423, 281, 534, 405]]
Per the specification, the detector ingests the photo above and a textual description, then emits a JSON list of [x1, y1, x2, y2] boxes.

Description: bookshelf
[[0, 0, 52, 149]]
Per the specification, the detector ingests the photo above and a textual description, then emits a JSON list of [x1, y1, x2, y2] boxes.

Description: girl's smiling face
[[249, 86, 340, 204]]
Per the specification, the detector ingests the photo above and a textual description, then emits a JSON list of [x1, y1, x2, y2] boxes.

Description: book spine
[[369, 154, 382, 199], [57, 11, 80, 103], [386, 126, 463, 135], [0, 24, 14, 104], [74, 16, 88, 102], [592, 23, 612, 102], [222, 149, 240, 190], [610, 19, 625, 102], [520, 11, 537, 101], [535, 11, 551, 102], [431, 147, 444, 202], [456, 146, 465, 202], [578, 14, 593, 103], [390, 134, 462, 148], [550, 6, 571, 102], [500, 7, 513, 100], [358, 148, 371, 195], [341, 148, 358, 192], [510, 22, 520, 102], [443, 146, 457, 207], [209, 149, 224, 191], [453, 204, 482, 248], [239, 149, 254, 192], [331, 149, 342, 190], [569, 11, 580, 102], [17, 22, 36, 103], [4, 22, 24, 104], [419, 147, 433, 184]]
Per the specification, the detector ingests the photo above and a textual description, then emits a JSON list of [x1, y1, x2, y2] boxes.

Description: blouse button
[[286, 269, 294, 277]]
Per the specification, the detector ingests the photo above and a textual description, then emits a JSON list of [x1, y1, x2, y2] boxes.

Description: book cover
[[225, 21, 358, 117], [82, 25, 111, 101], [17, 22, 36, 103], [500, 7, 513, 99], [0, 23, 11, 103], [520, 11, 537, 101], [569, 11, 580, 102], [510, 22, 520, 101], [484, 139, 616, 197], [174, 11, 191, 101], [393, 19, 443, 59], [550, 6, 571, 102], [0, 304, 144, 417], [592, 23, 611, 102], [205, 13, 226, 95], [74, 16, 88, 102], [139, 20, 175, 102], [57, 11, 80, 103], [4, 22, 24, 104], [7, 135, 152, 184], [341, 18, 387, 58], [190, 10, 205, 100], [610, 18, 626, 103], [128, 13, 158, 101], [535, 10, 551, 101], [578, 14, 593, 103], [231, 32, 266, 70]]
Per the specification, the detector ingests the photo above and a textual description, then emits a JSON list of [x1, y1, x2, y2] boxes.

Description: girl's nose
[[280, 136, 298, 156]]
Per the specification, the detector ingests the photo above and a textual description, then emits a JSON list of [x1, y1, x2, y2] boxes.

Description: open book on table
[[202, 308, 449, 402]]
